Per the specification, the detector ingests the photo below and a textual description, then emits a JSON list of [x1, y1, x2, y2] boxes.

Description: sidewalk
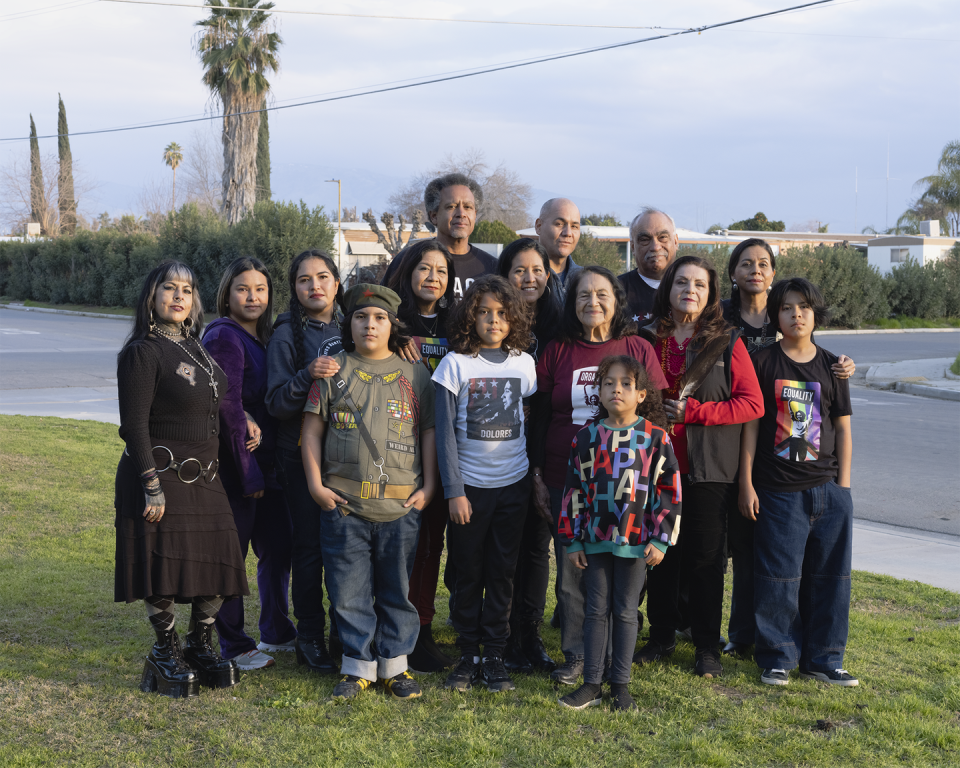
[[851, 519, 959, 592], [862, 357, 960, 401]]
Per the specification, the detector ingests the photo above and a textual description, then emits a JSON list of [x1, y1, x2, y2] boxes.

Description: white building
[[866, 222, 958, 276]]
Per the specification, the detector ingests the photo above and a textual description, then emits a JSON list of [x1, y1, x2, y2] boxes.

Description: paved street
[[2, 310, 958, 539]]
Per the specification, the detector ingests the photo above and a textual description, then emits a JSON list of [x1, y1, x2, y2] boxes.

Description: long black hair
[[387, 238, 456, 331], [557, 265, 637, 344], [215, 256, 274, 345], [119, 261, 204, 360], [497, 237, 561, 347], [287, 249, 344, 370], [726, 238, 777, 316]]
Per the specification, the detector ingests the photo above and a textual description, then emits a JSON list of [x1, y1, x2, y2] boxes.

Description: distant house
[[332, 222, 433, 277], [866, 222, 958, 276]]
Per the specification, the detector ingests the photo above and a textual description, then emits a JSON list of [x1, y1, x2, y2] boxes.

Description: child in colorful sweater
[[558, 355, 682, 711]]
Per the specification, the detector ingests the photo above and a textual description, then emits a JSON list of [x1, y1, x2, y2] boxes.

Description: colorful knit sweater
[[559, 417, 682, 557]]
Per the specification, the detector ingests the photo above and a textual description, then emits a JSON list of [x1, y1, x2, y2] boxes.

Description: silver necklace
[[157, 329, 219, 399]]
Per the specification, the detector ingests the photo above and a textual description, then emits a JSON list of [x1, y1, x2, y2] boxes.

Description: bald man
[[618, 207, 680, 322], [535, 198, 582, 300]]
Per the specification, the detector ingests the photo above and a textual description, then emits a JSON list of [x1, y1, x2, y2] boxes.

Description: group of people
[[113, 171, 860, 711]]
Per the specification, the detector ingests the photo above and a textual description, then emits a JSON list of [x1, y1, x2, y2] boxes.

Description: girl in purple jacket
[[203, 257, 297, 670]]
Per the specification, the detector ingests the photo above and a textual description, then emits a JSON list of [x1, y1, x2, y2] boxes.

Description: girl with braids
[[115, 261, 246, 698], [557, 356, 681, 711], [386, 238, 459, 673], [265, 249, 345, 673], [719, 239, 855, 659]]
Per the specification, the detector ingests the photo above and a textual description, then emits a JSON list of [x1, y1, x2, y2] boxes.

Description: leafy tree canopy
[[729, 212, 785, 232], [469, 220, 518, 246], [580, 212, 622, 227]]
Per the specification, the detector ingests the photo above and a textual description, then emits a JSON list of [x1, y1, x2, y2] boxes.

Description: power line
[[2, 0, 836, 143], [0, 0, 97, 22], [99, 0, 689, 31]]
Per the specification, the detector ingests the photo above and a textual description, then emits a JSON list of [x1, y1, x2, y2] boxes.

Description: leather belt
[[327, 475, 416, 501]]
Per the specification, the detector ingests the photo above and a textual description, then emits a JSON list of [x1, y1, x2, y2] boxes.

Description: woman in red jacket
[[634, 255, 763, 679]]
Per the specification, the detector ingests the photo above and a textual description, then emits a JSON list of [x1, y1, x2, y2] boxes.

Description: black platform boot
[[184, 623, 240, 689], [502, 636, 533, 673], [140, 628, 200, 699], [521, 621, 557, 673]]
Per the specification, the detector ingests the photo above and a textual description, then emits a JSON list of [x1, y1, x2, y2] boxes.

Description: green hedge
[[0, 200, 335, 312]]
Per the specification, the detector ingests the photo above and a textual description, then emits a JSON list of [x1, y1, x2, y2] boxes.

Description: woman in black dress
[[115, 261, 248, 698]]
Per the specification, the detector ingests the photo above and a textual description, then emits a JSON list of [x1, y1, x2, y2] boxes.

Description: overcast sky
[[2, 0, 958, 234]]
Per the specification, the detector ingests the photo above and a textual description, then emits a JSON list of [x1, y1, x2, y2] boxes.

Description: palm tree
[[196, 0, 281, 225], [163, 141, 184, 211], [914, 140, 960, 237]]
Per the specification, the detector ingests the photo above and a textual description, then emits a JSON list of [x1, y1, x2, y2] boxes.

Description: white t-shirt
[[433, 349, 537, 488]]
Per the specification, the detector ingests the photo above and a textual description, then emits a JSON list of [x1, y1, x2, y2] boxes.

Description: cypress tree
[[58, 94, 76, 235], [29, 114, 47, 235], [256, 100, 271, 202]]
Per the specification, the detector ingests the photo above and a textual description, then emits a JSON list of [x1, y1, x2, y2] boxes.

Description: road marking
[[0, 329, 41, 335]]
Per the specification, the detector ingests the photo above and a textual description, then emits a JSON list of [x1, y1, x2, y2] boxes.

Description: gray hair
[[629, 207, 677, 240], [423, 172, 484, 215]]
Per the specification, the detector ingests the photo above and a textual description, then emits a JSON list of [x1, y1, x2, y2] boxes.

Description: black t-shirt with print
[[751, 343, 852, 492], [721, 299, 780, 355], [618, 270, 659, 323], [406, 313, 451, 374], [382, 242, 498, 300]]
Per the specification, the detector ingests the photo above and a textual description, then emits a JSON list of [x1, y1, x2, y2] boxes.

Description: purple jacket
[[203, 317, 279, 496]]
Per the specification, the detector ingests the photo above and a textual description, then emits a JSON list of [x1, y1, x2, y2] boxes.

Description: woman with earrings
[[720, 239, 855, 659], [265, 249, 345, 674], [387, 238, 459, 673], [115, 260, 247, 698], [203, 257, 296, 671]]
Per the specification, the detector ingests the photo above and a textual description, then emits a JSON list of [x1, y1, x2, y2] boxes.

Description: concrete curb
[[1, 303, 132, 321], [894, 382, 960, 401]]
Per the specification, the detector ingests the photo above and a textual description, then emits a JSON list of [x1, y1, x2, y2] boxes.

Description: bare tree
[[388, 148, 533, 231], [362, 209, 424, 256], [180, 125, 224, 213], [0, 151, 95, 236]]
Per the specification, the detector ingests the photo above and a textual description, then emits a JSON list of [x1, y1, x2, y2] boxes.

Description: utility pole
[[326, 178, 341, 272], [855, 166, 858, 233]]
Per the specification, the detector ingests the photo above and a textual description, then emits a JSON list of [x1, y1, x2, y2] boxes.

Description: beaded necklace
[[153, 323, 220, 400]]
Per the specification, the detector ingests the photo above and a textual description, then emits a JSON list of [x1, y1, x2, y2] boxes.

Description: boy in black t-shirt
[[738, 278, 857, 688]]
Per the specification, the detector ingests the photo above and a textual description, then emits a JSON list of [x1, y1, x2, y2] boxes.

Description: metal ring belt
[[125, 446, 219, 484]]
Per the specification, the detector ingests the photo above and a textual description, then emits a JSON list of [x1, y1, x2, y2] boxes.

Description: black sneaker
[[295, 636, 336, 673], [761, 668, 790, 686], [381, 670, 422, 700], [799, 668, 859, 687], [609, 684, 638, 712], [694, 648, 723, 678], [331, 674, 373, 700], [632, 640, 676, 666], [558, 683, 603, 710], [480, 654, 516, 692], [444, 656, 479, 692], [550, 658, 584, 686]]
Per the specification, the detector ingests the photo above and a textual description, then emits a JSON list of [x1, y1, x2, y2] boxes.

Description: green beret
[[343, 283, 402, 317]]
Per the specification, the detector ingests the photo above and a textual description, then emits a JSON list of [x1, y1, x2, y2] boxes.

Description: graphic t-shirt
[[721, 299, 782, 355], [433, 349, 537, 488], [536, 336, 668, 488], [406, 313, 450, 374], [304, 351, 435, 523], [752, 343, 852, 492], [618, 271, 660, 323], [382, 242, 498, 300]]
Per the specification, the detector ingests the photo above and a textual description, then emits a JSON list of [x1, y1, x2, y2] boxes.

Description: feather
[[676, 334, 730, 401]]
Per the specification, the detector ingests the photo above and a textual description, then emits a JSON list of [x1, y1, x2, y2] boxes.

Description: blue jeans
[[321, 506, 423, 682], [754, 480, 853, 672], [583, 553, 646, 685]]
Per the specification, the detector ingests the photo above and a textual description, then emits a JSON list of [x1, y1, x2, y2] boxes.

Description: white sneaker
[[257, 638, 297, 653], [232, 649, 276, 670]]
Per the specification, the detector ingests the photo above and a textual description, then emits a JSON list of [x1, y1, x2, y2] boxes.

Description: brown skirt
[[114, 438, 249, 603]]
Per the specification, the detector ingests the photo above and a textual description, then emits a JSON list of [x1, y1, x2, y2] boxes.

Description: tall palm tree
[[163, 141, 184, 211], [196, 0, 281, 225]]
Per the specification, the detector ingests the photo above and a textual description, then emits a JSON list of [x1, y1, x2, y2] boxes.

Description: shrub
[[469, 220, 519, 246], [571, 232, 624, 274]]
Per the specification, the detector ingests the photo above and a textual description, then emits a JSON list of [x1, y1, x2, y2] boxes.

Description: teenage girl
[[557, 355, 681, 711]]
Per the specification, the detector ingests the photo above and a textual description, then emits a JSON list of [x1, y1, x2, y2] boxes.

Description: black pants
[[727, 498, 756, 644], [447, 476, 530, 656], [646, 476, 735, 650], [508, 497, 553, 634]]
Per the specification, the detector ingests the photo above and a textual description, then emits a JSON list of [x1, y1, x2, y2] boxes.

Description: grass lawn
[[0, 415, 958, 767]]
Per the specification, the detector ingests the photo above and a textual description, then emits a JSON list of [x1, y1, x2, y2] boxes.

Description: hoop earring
[[181, 316, 194, 335], [149, 308, 158, 334]]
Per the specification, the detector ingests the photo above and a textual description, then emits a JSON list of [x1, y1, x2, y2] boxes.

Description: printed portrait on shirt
[[773, 379, 821, 461], [466, 377, 522, 441], [570, 366, 601, 426]]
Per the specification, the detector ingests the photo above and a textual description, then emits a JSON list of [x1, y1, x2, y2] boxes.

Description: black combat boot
[[139, 628, 200, 699], [183, 623, 240, 688]]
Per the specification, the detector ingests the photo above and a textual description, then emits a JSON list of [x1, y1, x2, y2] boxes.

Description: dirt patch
[[852, 598, 919, 616]]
